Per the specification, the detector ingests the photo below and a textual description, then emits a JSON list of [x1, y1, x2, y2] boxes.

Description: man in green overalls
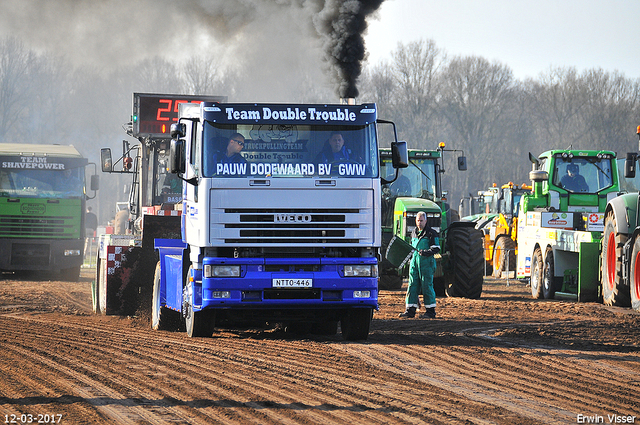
[[399, 211, 440, 319]]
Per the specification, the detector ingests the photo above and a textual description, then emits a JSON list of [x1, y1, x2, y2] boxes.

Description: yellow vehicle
[[464, 182, 530, 277]]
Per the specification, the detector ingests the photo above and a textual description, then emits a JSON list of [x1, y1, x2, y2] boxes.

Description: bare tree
[[359, 60, 395, 107], [24, 54, 75, 144], [130, 57, 183, 94], [582, 69, 640, 153], [0, 37, 36, 142], [182, 55, 226, 95], [525, 67, 591, 149], [391, 39, 445, 146], [438, 55, 517, 202]]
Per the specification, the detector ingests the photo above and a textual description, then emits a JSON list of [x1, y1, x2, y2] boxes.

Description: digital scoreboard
[[131, 93, 227, 138]]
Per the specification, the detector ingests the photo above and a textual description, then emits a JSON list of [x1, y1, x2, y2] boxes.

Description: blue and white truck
[[152, 101, 406, 340]]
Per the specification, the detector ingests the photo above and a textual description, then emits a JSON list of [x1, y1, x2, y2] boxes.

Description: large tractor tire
[[629, 237, 640, 312], [492, 236, 516, 278], [445, 226, 484, 299], [602, 211, 631, 306]]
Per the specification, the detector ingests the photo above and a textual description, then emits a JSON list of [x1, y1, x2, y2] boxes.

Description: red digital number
[[157, 99, 172, 121]]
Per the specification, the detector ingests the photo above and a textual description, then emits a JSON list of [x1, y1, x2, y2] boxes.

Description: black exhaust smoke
[[0, 0, 385, 100], [313, 0, 385, 99]]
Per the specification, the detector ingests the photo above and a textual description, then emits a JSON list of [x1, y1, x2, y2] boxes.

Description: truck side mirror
[[530, 170, 548, 198], [625, 153, 637, 178], [457, 156, 467, 171], [391, 140, 408, 168], [170, 139, 185, 174], [100, 148, 112, 172], [529, 152, 540, 169], [90, 174, 100, 191], [171, 123, 186, 139]]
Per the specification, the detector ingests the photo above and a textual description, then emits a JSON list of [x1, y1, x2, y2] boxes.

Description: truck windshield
[[0, 167, 84, 198], [499, 189, 526, 217], [202, 121, 378, 178], [553, 157, 614, 193], [381, 157, 437, 199]]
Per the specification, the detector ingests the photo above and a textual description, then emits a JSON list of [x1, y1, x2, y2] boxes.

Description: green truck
[[379, 145, 484, 298], [0, 143, 98, 280]]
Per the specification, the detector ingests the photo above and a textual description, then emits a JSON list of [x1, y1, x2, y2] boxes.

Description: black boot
[[420, 307, 436, 319], [399, 306, 416, 318]]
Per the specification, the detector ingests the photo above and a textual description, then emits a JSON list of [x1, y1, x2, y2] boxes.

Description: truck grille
[[11, 243, 50, 266], [263, 288, 322, 300], [0, 215, 74, 238], [223, 208, 363, 244]]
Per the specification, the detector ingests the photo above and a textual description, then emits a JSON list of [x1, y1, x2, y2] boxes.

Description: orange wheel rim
[[606, 232, 616, 290]]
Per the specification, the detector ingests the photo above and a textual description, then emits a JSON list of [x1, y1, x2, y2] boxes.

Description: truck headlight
[[344, 264, 378, 277], [204, 265, 240, 277], [64, 249, 81, 256], [211, 291, 231, 299]]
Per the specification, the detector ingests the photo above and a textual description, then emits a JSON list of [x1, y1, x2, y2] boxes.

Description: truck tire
[[93, 251, 101, 314], [530, 247, 544, 299], [629, 237, 640, 312], [378, 274, 403, 290], [151, 261, 181, 331], [542, 247, 556, 299], [60, 266, 80, 282], [97, 256, 108, 315], [183, 269, 214, 337], [492, 236, 516, 278], [446, 226, 484, 299], [310, 321, 339, 336], [341, 308, 372, 341], [602, 211, 631, 306]]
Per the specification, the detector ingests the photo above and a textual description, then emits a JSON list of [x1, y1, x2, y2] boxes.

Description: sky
[[364, 0, 640, 81]]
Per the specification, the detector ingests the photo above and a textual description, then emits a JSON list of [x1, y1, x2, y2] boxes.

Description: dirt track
[[0, 268, 639, 424]]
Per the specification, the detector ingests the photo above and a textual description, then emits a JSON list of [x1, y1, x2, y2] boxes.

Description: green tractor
[[517, 149, 621, 301], [379, 144, 484, 299], [602, 125, 640, 311]]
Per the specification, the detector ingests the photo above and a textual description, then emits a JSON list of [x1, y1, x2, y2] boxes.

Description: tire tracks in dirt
[[334, 323, 640, 425], [2, 275, 640, 424]]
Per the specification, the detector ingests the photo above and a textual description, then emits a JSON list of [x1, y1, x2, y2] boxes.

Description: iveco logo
[[274, 213, 312, 223]]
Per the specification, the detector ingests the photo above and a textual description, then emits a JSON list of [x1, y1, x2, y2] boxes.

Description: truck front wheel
[[602, 212, 630, 306], [630, 237, 640, 312], [183, 267, 214, 337], [542, 248, 556, 299], [530, 248, 544, 299], [341, 308, 372, 341], [60, 266, 80, 282]]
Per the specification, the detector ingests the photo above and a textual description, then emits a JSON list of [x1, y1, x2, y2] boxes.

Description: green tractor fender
[[605, 194, 638, 235]]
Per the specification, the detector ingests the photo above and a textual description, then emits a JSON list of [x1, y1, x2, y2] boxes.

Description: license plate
[[272, 278, 312, 288]]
